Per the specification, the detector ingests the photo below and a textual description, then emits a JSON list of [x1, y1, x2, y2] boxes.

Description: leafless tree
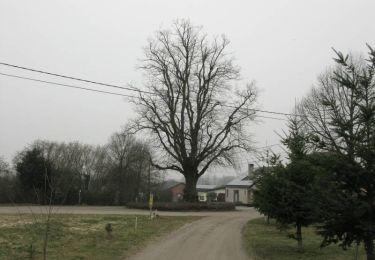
[[134, 20, 257, 201], [298, 66, 362, 160], [107, 127, 155, 204], [0, 156, 15, 203]]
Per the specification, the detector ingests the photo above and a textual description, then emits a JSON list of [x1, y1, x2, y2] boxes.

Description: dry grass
[[243, 218, 366, 260], [0, 214, 198, 259]]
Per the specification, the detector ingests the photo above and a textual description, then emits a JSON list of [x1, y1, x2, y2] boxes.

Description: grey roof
[[209, 185, 226, 191], [196, 184, 216, 191], [159, 174, 253, 192], [226, 175, 253, 187], [160, 180, 184, 190]]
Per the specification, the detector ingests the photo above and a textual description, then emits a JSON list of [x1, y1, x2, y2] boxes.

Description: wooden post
[[149, 193, 153, 219]]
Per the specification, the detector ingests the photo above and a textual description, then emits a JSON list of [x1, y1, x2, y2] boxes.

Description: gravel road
[[126, 208, 260, 260]]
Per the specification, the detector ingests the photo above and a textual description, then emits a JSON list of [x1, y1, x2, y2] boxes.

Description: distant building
[[157, 180, 185, 202], [225, 164, 255, 204], [157, 163, 256, 204], [206, 185, 226, 202], [196, 184, 217, 202]]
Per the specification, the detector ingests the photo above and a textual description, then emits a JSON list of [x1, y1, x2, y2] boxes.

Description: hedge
[[126, 202, 236, 211]]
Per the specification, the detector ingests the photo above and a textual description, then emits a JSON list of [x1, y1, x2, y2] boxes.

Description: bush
[[235, 202, 253, 207], [126, 201, 235, 211], [85, 190, 114, 205], [206, 192, 217, 202], [217, 193, 225, 202]]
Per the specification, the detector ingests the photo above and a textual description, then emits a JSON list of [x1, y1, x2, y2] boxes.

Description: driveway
[[126, 207, 260, 260]]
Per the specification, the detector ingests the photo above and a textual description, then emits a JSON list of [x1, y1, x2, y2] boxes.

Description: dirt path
[[126, 209, 259, 260]]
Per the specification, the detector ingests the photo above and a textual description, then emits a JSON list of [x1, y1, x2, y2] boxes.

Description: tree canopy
[[299, 45, 375, 260], [134, 20, 257, 201], [254, 117, 317, 251]]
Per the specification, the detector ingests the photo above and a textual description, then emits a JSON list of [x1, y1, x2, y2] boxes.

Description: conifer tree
[[300, 45, 375, 260], [254, 117, 317, 251]]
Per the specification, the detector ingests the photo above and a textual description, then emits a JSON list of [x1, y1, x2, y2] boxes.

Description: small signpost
[[149, 193, 153, 219], [134, 216, 138, 232]]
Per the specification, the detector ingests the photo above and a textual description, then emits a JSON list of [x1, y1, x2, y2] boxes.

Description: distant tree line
[[254, 45, 375, 260], [0, 128, 161, 205]]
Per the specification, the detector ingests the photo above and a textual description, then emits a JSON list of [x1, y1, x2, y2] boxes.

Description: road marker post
[[149, 193, 153, 220], [135, 216, 138, 232]]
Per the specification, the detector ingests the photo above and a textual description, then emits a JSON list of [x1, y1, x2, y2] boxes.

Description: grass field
[[0, 213, 198, 259], [243, 218, 366, 260]]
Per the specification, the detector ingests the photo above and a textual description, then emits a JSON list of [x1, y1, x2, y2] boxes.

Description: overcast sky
[[1, 0, 375, 174]]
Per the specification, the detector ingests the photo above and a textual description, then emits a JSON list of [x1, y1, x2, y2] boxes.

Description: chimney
[[248, 164, 254, 179]]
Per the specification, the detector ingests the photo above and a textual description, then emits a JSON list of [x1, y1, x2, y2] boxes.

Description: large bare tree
[[134, 20, 257, 201]]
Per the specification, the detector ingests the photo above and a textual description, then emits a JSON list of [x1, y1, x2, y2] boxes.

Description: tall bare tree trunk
[[184, 174, 198, 202]]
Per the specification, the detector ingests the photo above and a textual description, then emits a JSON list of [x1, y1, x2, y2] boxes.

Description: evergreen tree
[[16, 148, 52, 204], [254, 117, 317, 251], [300, 45, 375, 260]]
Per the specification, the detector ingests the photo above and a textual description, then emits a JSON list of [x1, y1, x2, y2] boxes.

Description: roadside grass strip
[[243, 218, 366, 260], [0, 214, 198, 259]]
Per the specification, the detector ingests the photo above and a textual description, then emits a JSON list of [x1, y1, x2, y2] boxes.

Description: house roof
[[196, 184, 216, 191], [160, 180, 185, 190], [226, 175, 253, 187], [209, 185, 226, 191], [159, 173, 254, 192]]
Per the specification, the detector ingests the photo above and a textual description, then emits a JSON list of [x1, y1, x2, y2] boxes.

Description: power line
[[0, 62, 304, 118], [255, 115, 288, 121], [0, 71, 290, 122], [0, 62, 153, 95], [0, 72, 135, 98]]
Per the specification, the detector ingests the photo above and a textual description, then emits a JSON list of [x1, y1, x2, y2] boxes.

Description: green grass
[[0, 214, 198, 259], [243, 218, 366, 260]]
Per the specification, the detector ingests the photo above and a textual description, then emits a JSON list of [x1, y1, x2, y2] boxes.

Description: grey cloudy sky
[[1, 0, 374, 172]]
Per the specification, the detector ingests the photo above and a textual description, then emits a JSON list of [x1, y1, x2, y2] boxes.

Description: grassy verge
[[0, 214, 198, 259], [243, 218, 365, 260]]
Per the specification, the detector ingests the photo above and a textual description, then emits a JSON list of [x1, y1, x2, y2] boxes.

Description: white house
[[225, 164, 255, 204], [196, 184, 216, 202], [194, 164, 256, 203]]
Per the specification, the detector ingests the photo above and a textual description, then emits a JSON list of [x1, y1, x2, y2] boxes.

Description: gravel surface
[[126, 207, 260, 260]]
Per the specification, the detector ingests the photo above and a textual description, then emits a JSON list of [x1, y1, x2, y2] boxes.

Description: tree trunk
[[296, 222, 303, 252], [184, 174, 198, 202], [365, 236, 375, 260]]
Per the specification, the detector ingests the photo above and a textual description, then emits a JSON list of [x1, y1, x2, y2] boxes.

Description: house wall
[[212, 188, 225, 201], [225, 187, 252, 204], [212, 188, 225, 195], [197, 191, 207, 202], [198, 188, 226, 202], [170, 184, 185, 202]]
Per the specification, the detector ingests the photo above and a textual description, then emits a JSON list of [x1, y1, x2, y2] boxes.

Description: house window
[[199, 195, 205, 201]]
